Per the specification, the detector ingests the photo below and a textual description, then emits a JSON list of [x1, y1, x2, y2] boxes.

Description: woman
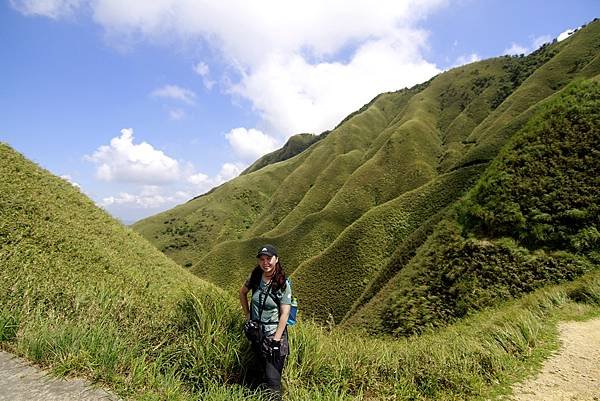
[[239, 244, 292, 400]]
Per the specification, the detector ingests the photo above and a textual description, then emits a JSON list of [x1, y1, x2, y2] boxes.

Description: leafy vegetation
[[352, 80, 599, 337], [460, 82, 599, 251]]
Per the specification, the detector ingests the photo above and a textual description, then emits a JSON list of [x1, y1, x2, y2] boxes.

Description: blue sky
[[1, 0, 598, 223]]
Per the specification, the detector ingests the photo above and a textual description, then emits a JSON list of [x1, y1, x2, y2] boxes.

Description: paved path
[[0, 351, 121, 401], [510, 318, 600, 401]]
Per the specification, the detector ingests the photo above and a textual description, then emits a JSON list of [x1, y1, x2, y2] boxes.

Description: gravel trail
[[510, 318, 600, 401]]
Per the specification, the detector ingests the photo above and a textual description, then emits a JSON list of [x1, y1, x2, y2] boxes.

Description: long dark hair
[[249, 261, 287, 292]]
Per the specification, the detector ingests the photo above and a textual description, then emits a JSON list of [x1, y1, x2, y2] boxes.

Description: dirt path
[[510, 318, 600, 401], [0, 351, 121, 401]]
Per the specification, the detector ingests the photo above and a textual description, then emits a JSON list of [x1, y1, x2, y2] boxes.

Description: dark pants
[[263, 354, 286, 400], [249, 342, 287, 400]]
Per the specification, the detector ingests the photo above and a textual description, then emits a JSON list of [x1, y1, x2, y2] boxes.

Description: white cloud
[[87, 128, 247, 217], [88, 0, 445, 136], [557, 28, 577, 42], [10, 0, 81, 18], [503, 43, 528, 56], [194, 62, 209, 76], [225, 127, 279, 161], [188, 172, 210, 186], [91, 0, 444, 60], [187, 162, 245, 193], [97, 160, 245, 218], [217, 162, 244, 182], [194, 62, 216, 90], [86, 128, 181, 184], [453, 53, 480, 67], [60, 174, 81, 188], [168, 108, 185, 120], [100, 187, 190, 208], [503, 35, 552, 56], [151, 84, 197, 104], [230, 32, 439, 136], [532, 35, 552, 49]]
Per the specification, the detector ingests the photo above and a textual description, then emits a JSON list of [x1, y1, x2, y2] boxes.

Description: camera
[[243, 320, 261, 343]]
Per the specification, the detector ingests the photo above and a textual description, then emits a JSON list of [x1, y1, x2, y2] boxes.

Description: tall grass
[[280, 271, 600, 400], [2, 289, 266, 401], [2, 262, 599, 400]]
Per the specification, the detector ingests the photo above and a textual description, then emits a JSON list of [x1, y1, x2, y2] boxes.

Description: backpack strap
[[254, 279, 290, 326], [262, 278, 290, 308], [257, 282, 272, 324], [251, 273, 291, 324]]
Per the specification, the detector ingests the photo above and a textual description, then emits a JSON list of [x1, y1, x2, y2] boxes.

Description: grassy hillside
[[293, 164, 485, 323], [3, 143, 600, 401], [348, 79, 599, 335], [133, 20, 600, 332], [0, 143, 254, 399]]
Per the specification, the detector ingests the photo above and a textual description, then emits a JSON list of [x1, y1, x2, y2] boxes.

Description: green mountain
[[133, 20, 600, 331], [347, 79, 599, 335]]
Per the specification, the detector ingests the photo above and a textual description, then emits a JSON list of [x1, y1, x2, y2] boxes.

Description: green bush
[[460, 81, 599, 251]]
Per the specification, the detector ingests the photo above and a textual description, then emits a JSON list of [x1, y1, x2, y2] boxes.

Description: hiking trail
[[509, 318, 600, 401]]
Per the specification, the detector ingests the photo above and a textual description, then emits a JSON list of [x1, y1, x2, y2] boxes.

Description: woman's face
[[258, 254, 278, 275]]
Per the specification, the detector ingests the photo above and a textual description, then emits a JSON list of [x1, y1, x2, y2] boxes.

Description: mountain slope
[[0, 143, 248, 398], [346, 79, 600, 335], [133, 20, 600, 329], [0, 143, 214, 327]]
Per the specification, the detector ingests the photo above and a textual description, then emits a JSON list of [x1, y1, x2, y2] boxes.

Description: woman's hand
[[271, 338, 281, 356]]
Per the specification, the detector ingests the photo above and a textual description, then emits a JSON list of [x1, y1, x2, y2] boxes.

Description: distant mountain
[[241, 132, 324, 175], [133, 20, 600, 333]]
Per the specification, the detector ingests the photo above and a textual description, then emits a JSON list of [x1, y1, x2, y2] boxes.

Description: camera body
[[243, 320, 262, 343]]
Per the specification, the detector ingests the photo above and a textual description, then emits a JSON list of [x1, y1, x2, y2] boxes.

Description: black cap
[[257, 244, 277, 258]]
